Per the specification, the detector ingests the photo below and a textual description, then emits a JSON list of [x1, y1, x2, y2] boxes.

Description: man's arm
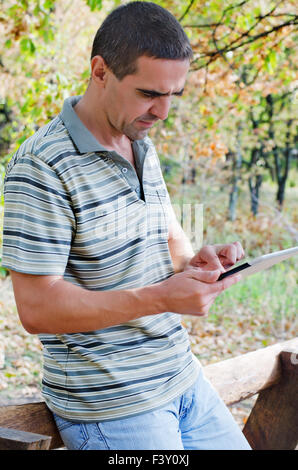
[[9, 263, 241, 335], [9, 270, 166, 334], [9, 197, 243, 336], [167, 204, 195, 273]]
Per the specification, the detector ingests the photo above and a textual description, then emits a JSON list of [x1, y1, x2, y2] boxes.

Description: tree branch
[[179, 0, 196, 22], [191, 17, 298, 70]]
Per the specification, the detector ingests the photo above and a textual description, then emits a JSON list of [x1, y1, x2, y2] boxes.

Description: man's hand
[[160, 267, 241, 317], [186, 242, 245, 273]]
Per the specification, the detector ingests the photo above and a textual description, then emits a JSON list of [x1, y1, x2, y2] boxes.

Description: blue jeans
[[52, 367, 251, 450]]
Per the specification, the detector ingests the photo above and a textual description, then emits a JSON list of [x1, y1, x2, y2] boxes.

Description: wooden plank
[[201, 337, 298, 405], [0, 426, 51, 450], [0, 338, 296, 450], [243, 348, 298, 450], [0, 402, 63, 450]]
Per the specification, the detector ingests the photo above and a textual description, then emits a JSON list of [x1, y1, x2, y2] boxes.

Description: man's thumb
[[189, 268, 221, 283]]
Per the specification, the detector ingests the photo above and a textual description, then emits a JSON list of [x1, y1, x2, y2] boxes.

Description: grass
[[213, 260, 297, 319]]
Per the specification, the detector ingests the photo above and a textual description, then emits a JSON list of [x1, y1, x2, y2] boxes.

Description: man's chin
[[124, 126, 149, 142]]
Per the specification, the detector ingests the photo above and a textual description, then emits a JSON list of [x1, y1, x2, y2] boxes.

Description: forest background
[[0, 0, 297, 421]]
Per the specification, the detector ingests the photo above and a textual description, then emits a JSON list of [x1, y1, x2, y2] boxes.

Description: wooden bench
[[0, 337, 297, 450]]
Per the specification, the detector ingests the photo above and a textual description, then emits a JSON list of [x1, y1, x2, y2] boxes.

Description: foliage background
[[0, 0, 297, 412]]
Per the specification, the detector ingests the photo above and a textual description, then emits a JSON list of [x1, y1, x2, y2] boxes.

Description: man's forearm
[[12, 239, 244, 336], [22, 278, 167, 334], [168, 222, 195, 273]]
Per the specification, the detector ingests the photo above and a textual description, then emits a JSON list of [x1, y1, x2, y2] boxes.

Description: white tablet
[[218, 246, 298, 281]]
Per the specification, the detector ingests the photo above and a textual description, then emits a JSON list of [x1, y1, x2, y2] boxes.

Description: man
[[2, 2, 251, 450]]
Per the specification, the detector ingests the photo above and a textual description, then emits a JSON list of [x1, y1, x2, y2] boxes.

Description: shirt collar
[[59, 95, 107, 154], [59, 95, 150, 156]]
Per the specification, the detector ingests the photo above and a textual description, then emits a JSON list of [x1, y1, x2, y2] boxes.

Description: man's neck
[[74, 92, 136, 168], [74, 92, 131, 153]]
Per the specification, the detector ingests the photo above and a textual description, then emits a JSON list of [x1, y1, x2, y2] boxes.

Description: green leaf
[[0, 266, 8, 278], [17, 135, 28, 145], [236, 15, 247, 30], [86, 0, 102, 11], [42, 28, 55, 43], [81, 68, 91, 80], [5, 372, 16, 378], [20, 37, 36, 55], [236, 13, 255, 31], [33, 4, 41, 15], [265, 50, 277, 74], [31, 107, 42, 119], [4, 39, 12, 49], [249, 41, 261, 52], [20, 0, 29, 8], [207, 116, 215, 128], [43, 0, 56, 11], [7, 5, 19, 18], [208, 313, 219, 323]]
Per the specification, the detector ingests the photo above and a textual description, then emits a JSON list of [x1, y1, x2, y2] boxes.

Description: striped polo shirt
[[2, 96, 199, 422]]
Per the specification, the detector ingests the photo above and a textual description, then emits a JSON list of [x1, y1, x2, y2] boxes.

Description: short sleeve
[[1, 153, 76, 275]]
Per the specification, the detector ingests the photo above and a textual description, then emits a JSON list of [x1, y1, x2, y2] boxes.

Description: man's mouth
[[136, 116, 159, 128], [137, 120, 155, 128]]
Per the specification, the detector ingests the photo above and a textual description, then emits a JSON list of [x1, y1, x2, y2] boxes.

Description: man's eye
[[142, 92, 153, 98]]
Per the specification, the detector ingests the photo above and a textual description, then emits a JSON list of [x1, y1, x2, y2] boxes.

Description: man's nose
[[150, 96, 172, 121]]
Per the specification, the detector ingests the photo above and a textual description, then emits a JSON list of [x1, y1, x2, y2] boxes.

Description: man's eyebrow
[[137, 88, 184, 97]]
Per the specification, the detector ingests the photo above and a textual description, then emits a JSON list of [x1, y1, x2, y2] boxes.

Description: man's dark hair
[[91, 1, 193, 80]]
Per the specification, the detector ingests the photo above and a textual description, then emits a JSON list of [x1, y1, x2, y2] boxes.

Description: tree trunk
[[228, 124, 243, 221], [249, 174, 263, 216], [276, 119, 293, 209], [266, 96, 293, 211]]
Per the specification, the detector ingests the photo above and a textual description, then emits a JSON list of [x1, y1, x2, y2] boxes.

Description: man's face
[[102, 56, 190, 141]]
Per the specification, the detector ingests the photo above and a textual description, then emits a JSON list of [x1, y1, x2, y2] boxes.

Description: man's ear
[[90, 55, 109, 86]]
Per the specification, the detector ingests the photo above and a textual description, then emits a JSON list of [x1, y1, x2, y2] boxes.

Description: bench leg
[[243, 350, 298, 450]]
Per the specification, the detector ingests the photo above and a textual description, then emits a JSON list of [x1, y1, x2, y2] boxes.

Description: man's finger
[[199, 245, 226, 272], [195, 271, 242, 295], [216, 242, 245, 268], [218, 244, 237, 267], [233, 241, 245, 260], [187, 268, 222, 284], [216, 272, 242, 293]]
